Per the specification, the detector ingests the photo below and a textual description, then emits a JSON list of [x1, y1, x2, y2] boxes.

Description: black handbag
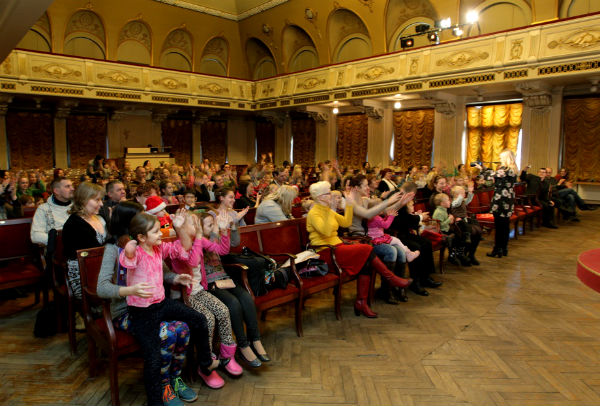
[[222, 247, 280, 296]]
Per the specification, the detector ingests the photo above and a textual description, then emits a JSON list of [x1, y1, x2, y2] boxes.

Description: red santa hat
[[145, 195, 167, 215]]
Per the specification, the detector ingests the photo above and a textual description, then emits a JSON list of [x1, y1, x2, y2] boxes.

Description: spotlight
[[439, 18, 452, 29], [415, 23, 430, 33], [332, 107, 339, 115], [452, 27, 463, 37], [394, 101, 401, 109], [400, 38, 414, 48], [466, 10, 479, 24], [428, 32, 439, 42]]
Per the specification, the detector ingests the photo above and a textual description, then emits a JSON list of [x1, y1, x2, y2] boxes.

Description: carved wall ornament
[[431, 100, 456, 118], [152, 77, 187, 89], [198, 82, 229, 94], [261, 83, 275, 97], [307, 111, 328, 124], [97, 70, 139, 84], [436, 51, 489, 67], [548, 30, 600, 49], [409, 58, 419, 75], [32, 63, 82, 79], [523, 93, 552, 110], [510, 39, 523, 60], [364, 106, 383, 120], [119, 21, 151, 51], [163, 29, 192, 56], [239, 84, 245, 98], [281, 79, 289, 94], [66, 10, 105, 44], [1, 58, 12, 74], [336, 71, 344, 86], [251, 83, 257, 98], [356, 65, 395, 81], [357, 0, 374, 12], [297, 77, 326, 90]]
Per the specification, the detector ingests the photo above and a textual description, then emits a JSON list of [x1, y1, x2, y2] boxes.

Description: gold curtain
[[336, 114, 368, 168], [392, 109, 434, 168], [291, 117, 316, 167], [67, 115, 107, 168], [255, 120, 275, 159], [201, 120, 227, 164], [162, 119, 192, 165], [6, 111, 54, 170], [563, 97, 600, 181], [467, 103, 522, 169]]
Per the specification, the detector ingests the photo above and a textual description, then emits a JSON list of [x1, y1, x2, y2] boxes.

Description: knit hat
[[309, 181, 331, 199], [145, 195, 167, 215]]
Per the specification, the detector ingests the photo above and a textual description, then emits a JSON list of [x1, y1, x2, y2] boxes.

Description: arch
[[282, 24, 318, 72], [560, 0, 600, 17], [467, 0, 532, 36], [390, 16, 436, 52], [245, 37, 277, 79], [385, 0, 438, 51], [160, 28, 193, 71], [327, 8, 372, 63], [200, 36, 229, 76], [64, 9, 106, 59], [117, 20, 152, 65], [17, 12, 51, 52]]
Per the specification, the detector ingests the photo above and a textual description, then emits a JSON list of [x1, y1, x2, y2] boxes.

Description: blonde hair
[[499, 149, 518, 172], [264, 185, 298, 216], [450, 185, 466, 198], [433, 193, 449, 207], [69, 182, 105, 216]]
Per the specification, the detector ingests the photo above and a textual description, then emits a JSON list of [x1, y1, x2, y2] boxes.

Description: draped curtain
[[563, 97, 600, 181], [201, 120, 227, 164], [336, 114, 368, 168], [67, 114, 107, 169], [162, 119, 192, 165], [255, 120, 275, 159], [6, 111, 54, 169], [467, 103, 522, 169], [392, 109, 434, 168], [291, 117, 316, 167]]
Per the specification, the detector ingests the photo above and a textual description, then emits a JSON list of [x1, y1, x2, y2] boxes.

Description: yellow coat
[[306, 203, 353, 248]]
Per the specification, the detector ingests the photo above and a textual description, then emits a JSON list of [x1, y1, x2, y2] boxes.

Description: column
[[0, 96, 11, 169], [275, 113, 292, 165], [307, 107, 334, 163], [54, 106, 70, 168], [432, 100, 461, 169], [192, 114, 205, 164], [520, 90, 555, 171], [151, 111, 168, 149], [365, 106, 386, 166], [107, 111, 124, 159]]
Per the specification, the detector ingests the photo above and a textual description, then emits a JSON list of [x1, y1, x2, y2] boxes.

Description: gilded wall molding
[[32, 63, 82, 79], [548, 30, 600, 50], [152, 77, 187, 90], [198, 82, 229, 94], [97, 70, 139, 84], [356, 65, 394, 81], [297, 77, 326, 90], [435, 51, 489, 67]]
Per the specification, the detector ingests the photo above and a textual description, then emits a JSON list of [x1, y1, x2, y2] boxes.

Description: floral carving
[[548, 30, 600, 49], [198, 82, 229, 94], [32, 63, 82, 79], [436, 51, 489, 67], [409, 58, 419, 75], [66, 10, 105, 44], [297, 77, 326, 90], [261, 84, 275, 96], [97, 70, 140, 84], [356, 65, 395, 81], [336, 71, 344, 86], [510, 39, 523, 60], [1, 57, 12, 74], [152, 77, 187, 89], [163, 29, 192, 56], [119, 21, 151, 51]]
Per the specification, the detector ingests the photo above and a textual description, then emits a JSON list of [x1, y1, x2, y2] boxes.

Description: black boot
[[486, 247, 502, 258], [457, 247, 471, 267], [501, 247, 508, 256], [393, 261, 408, 302], [382, 262, 400, 304]]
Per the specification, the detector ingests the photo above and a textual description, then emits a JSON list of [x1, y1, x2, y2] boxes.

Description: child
[[170, 213, 243, 385], [144, 195, 174, 237], [120, 212, 219, 405], [432, 193, 469, 266], [366, 207, 420, 263], [159, 180, 178, 205], [449, 184, 481, 265], [183, 188, 197, 211]]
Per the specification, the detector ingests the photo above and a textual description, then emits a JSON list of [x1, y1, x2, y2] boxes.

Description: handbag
[[297, 258, 329, 278], [222, 247, 280, 296]]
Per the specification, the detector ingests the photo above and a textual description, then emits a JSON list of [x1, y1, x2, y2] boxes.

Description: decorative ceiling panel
[[151, 0, 288, 21]]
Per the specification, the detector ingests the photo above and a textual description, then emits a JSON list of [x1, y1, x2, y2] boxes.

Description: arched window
[[117, 20, 151, 65], [246, 38, 277, 80], [282, 25, 318, 72], [560, 0, 600, 17], [467, 0, 532, 36], [64, 10, 106, 59], [160, 28, 193, 71]]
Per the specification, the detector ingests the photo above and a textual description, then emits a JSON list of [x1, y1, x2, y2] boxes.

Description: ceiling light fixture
[[466, 10, 479, 24], [439, 18, 452, 29], [400, 38, 414, 48], [452, 27, 464, 37]]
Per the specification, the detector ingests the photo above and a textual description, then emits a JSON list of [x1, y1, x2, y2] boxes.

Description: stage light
[[466, 10, 479, 24], [439, 18, 452, 29], [394, 101, 401, 109], [453, 27, 463, 36], [400, 38, 414, 48], [428, 32, 439, 42], [415, 24, 430, 33], [332, 107, 339, 115]]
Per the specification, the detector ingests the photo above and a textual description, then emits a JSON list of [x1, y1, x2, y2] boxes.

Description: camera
[[470, 161, 482, 167]]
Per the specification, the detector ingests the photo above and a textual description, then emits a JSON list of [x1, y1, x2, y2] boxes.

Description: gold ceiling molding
[[198, 82, 229, 94], [152, 77, 188, 89], [97, 70, 140, 84], [297, 77, 326, 90], [356, 65, 394, 81], [548, 30, 600, 49], [32, 63, 82, 79], [436, 51, 489, 67], [151, 0, 288, 21]]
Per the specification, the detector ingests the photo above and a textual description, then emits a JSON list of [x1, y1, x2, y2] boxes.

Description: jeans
[[558, 188, 586, 211]]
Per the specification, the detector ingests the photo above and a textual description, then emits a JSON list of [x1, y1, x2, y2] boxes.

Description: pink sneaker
[[405, 250, 420, 263], [198, 369, 225, 389]]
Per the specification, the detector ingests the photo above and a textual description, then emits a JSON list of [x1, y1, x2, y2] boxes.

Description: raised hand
[[236, 206, 249, 221], [171, 208, 188, 229], [124, 239, 137, 258], [399, 191, 415, 207]]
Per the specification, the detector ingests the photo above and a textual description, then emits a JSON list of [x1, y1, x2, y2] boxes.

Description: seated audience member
[[546, 167, 595, 218], [213, 174, 225, 190], [142, 160, 154, 181], [159, 180, 179, 205], [254, 185, 298, 223], [378, 168, 398, 194], [520, 166, 543, 196], [134, 182, 158, 208], [171, 173, 186, 196], [53, 168, 65, 179], [19, 194, 35, 211], [182, 189, 197, 211], [132, 166, 147, 185], [99, 180, 126, 222], [31, 177, 74, 245], [192, 171, 214, 202], [63, 182, 107, 299], [16, 175, 30, 198], [0, 170, 20, 219], [234, 181, 260, 210], [329, 190, 344, 213], [449, 184, 481, 265], [272, 168, 289, 187], [289, 165, 306, 188], [222, 163, 237, 188], [87, 155, 105, 181], [426, 175, 449, 210]]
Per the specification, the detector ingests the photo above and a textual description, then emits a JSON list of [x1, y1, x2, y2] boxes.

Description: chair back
[[23, 206, 37, 218], [244, 207, 256, 225], [77, 246, 106, 301], [467, 193, 480, 213], [291, 203, 303, 219], [165, 204, 180, 214], [0, 218, 34, 260], [478, 190, 491, 207], [260, 218, 306, 255]]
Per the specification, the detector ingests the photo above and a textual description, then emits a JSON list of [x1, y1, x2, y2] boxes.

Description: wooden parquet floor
[[2, 211, 600, 406]]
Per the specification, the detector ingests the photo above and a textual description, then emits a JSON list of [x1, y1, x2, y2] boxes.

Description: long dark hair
[[107, 201, 144, 243]]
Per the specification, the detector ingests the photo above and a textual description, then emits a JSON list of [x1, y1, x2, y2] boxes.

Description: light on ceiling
[[333, 100, 339, 105], [453, 27, 464, 37], [332, 107, 339, 115], [394, 94, 401, 98], [394, 101, 401, 109], [466, 10, 479, 24], [439, 18, 452, 29]]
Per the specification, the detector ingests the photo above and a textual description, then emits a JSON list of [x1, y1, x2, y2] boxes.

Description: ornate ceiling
[[151, 0, 288, 20]]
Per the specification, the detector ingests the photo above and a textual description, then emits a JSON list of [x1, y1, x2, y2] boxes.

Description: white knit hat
[[309, 181, 331, 199]]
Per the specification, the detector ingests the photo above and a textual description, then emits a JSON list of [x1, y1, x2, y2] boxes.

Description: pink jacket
[[367, 214, 395, 240], [119, 241, 190, 308], [170, 232, 230, 294]]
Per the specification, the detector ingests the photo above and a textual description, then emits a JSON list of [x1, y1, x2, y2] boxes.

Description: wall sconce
[[393, 101, 401, 110], [332, 107, 339, 115]]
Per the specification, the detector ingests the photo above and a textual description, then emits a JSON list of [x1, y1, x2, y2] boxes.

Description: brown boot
[[372, 257, 412, 288], [354, 275, 378, 318]]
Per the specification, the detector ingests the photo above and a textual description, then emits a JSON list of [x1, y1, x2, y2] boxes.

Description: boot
[[354, 275, 378, 318], [486, 247, 502, 258], [447, 247, 460, 265], [393, 262, 409, 302], [219, 343, 243, 376], [382, 261, 400, 304], [469, 249, 480, 266], [371, 257, 412, 288], [501, 247, 508, 257], [457, 247, 471, 267]]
